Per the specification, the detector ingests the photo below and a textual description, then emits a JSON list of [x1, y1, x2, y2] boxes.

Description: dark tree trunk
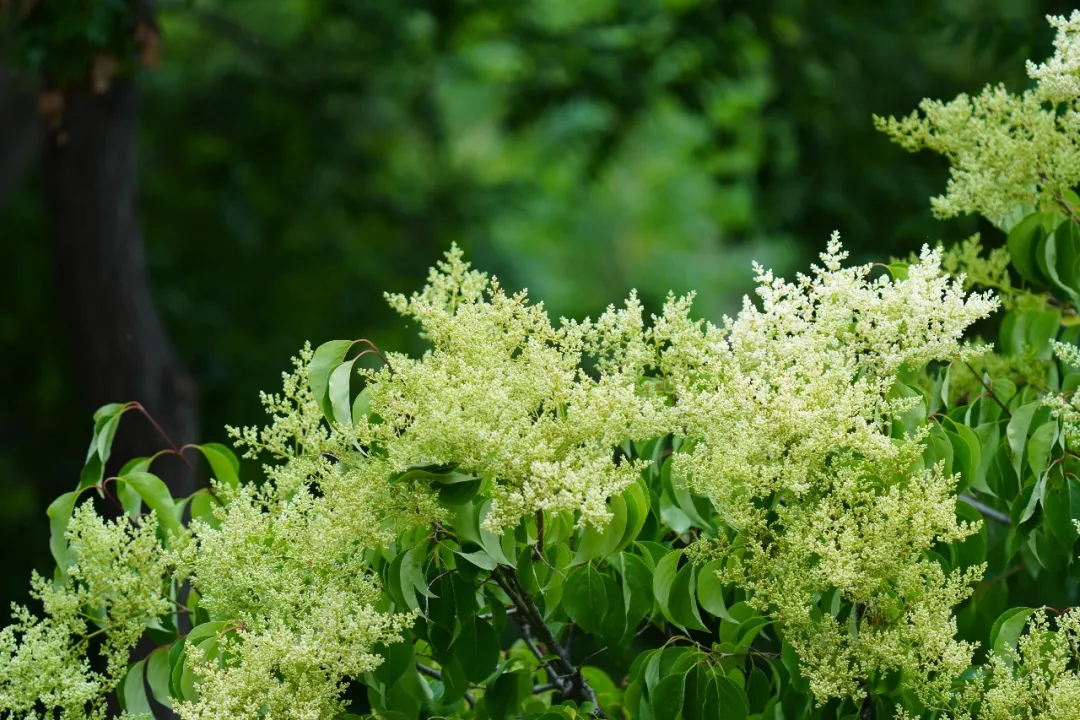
[[43, 74, 197, 500], [0, 63, 37, 206]]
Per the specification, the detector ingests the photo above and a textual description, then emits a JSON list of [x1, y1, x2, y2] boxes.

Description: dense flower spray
[[875, 11, 1080, 227], [655, 236, 998, 705]]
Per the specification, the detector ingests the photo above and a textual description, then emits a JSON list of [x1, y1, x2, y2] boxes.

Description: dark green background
[[0, 0, 1071, 620]]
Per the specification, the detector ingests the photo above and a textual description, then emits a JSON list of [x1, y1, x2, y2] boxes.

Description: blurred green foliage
[[0, 0, 1074, 619]]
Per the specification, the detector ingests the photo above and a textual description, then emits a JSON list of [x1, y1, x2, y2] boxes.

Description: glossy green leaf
[[990, 607, 1035, 658], [1020, 473, 1048, 525], [669, 561, 709, 632], [953, 501, 987, 570], [1007, 401, 1040, 478], [1027, 421, 1059, 479], [329, 357, 358, 426], [616, 481, 650, 553], [712, 674, 749, 720], [1045, 477, 1080, 547], [1041, 218, 1080, 303], [193, 442, 241, 488], [452, 617, 499, 682], [189, 488, 223, 529], [116, 471, 182, 539], [696, 558, 736, 622], [653, 549, 683, 625], [650, 671, 686, 719], [308, 339, 356, 421], [683, 662, 721, 720], [119, 659, 152, 715], [573, 494, 627, 565], [613, 552, 654, 638], [440, 657, 470, 704], [146, 645, 173, 709], [1006, 211, 1048, 286], [563, 564, 610, 634], [46, 489, 83, 570]]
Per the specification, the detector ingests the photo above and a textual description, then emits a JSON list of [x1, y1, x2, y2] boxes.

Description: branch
[[1056, 191, 1080, 231], [963, 361, 1010, 417], [416, 662, 441, 680], [493, 568, 607, 717], [959, 494, 1010, 525]]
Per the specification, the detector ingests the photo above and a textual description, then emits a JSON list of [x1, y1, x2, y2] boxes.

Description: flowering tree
[[4, 11, 1080, 720]]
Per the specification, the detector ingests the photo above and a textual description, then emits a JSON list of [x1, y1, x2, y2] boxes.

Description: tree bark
[[43, 74, 197, 499], [0, 62, 37, 206]]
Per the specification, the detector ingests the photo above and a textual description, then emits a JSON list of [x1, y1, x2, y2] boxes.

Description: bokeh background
[[0, 0, 1073, 621]]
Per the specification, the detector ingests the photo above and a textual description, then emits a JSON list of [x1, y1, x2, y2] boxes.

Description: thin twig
[[963, 361, 1010, 417], [1056, 191, 1080, 231], [416, 662, 441, 680], [477, 606, 518, 620], [496, 568, 607, 717], [959, 494, 1011, 525]]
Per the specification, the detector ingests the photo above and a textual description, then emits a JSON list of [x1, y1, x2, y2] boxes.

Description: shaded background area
[[0, 0, 1072, 620]]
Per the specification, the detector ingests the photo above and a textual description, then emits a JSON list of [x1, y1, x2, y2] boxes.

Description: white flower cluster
[[656, 237, 998, 704], [362, 246, 670, 528], [0, 236, 1003, 716], [0, 505, 171, 719], [975, 610, 1080, 719], [875, 12, 1080, 225], [1027, 11, 1080, 104]]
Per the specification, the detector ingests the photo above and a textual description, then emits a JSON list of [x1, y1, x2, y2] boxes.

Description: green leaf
[[487, 670, 530, 720], [990, 607, 1035, 658], [696, 558, 736, 622], [193, 443, 241, 488], [711, 674, 749, 720], [1020, 473, 1048, 525], [668, 562, 708, 632], [1027, 422, 1059, 479], [684, 663, 722, 720], [1045, 477, 1080, 547], [1041, 218, 1080, 303], [438, 657, 470, 704], [613, 552, 653, 639], [452, 617, 499, 683], [329, 357, 358, 426], [616, 480, 650, 553], [1007, 401, 1040, 479], [46, 490, 84, 569], [887, 263, 909, 281], [746, 666, 772, 714], [309, 340, 356, 421], [943, 419, 981, 494], [146, 645, 174, 709], [116, 471, 183, 539], [119, 659, 152, 715], [478, 499, 515, 567], [953, 501, 987, 570], [650, 672, 686, 719], [1007, 212, 1049, 287], [373, 631, 414, 688], [352, 387, 372, 425], [573, 494, 627, 565], [189, 489, 223, 529], [1026, 309, 1063, 360], [653, 550, 683, 625], [563, 564, 610, 634]]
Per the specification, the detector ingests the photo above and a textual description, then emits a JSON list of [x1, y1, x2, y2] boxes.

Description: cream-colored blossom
[[875, 12, 1080, 225], [661, 236, 997, 707], [1027, 11, 1080, 104], [976, 609, 1080, 719], [0, 505, 171, 719], [360, 246, 669, 528]]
